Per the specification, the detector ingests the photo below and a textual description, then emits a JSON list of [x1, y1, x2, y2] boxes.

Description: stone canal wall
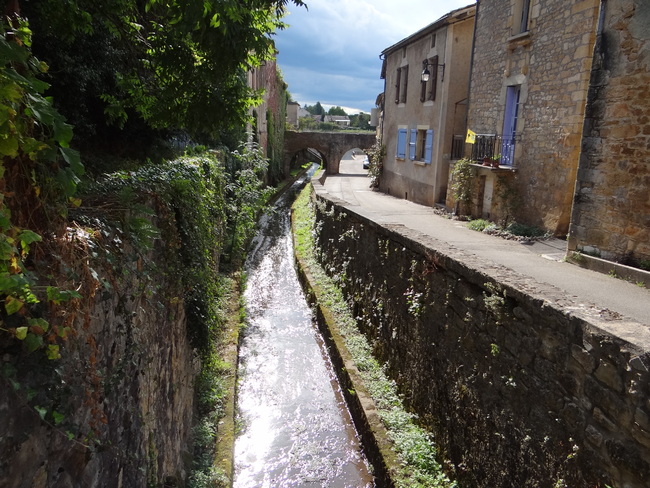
[[311, 184, 650, 487], [0, 203, 197, 488]]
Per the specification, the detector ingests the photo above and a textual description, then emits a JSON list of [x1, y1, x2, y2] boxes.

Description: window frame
[[513, 0, 531, 35], [501, 85, 521, 166], [399, 65, 409, 103]]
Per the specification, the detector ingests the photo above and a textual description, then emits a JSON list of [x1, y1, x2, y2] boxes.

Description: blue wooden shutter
[[424, 130, 434, 164], [396, 128, 407, 158], [409, 129, 417, 160], [501, 85, 521, 166]]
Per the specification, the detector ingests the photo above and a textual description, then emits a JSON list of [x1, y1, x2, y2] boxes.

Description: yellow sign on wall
[[465, 129, 476, 144]]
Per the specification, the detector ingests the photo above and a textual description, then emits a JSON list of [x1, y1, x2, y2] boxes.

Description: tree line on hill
[[300, 101, 372, 130]]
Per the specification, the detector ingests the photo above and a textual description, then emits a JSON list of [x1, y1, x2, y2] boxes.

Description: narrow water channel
[[234, 168, 374, 488]]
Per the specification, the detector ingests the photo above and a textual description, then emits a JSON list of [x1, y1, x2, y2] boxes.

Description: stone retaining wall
[[0, 206, 197, 488], [312, 185, 650, 487]]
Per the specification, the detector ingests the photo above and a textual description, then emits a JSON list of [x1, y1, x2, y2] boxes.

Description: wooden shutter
[[396, 128, 407, 158], [395, 68, 401, 104], [424, 130, 434, 164], [409, 129, 417, 160], [429, 56, 438, 101]]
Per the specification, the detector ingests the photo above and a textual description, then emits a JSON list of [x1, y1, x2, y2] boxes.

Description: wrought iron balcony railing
[[451, 133, 519, 166]]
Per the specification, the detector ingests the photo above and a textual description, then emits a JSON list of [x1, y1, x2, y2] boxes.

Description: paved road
[[319, 155, 650, 346]]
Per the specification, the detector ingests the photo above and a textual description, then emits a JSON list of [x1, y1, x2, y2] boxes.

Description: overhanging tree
[[21, 0, 306, 146]]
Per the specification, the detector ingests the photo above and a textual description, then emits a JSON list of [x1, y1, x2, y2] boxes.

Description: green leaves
[[26, 0, 307, 141], [46, 286, 82, 305], [5, 295, 24, 314]]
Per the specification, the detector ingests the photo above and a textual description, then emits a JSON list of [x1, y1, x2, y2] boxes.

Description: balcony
[[451, 133, 519, 166]]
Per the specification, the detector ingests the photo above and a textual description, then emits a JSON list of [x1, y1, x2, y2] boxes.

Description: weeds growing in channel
[[292, 184, 456, 488]]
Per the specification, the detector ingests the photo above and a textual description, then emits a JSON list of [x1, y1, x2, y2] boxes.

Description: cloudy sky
[[274, 0, 476, 114]]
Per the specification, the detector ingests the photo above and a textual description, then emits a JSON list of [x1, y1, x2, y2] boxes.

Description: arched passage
[[284, 131, 376, 175]]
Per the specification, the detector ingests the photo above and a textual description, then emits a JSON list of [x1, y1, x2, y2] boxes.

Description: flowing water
[[233, 168, 374, 488]]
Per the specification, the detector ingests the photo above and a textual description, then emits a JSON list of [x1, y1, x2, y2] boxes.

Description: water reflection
[[234, 168, 374, 488]]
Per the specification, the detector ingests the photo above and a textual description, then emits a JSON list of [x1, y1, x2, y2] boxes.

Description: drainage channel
[[233, 167, 375, 488]]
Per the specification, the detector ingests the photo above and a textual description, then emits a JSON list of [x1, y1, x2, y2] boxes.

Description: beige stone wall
[[466, 0, 600, 234], [569, 0, 650, 264]]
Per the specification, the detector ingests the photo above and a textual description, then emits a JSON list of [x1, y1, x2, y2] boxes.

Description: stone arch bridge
[[284, 130, 376, 174]]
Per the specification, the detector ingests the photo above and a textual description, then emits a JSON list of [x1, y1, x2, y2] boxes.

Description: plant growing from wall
[[223, 142, 273, 266], [450, 158, 474, 215], [366, 141, 385, 189], [1, 14, 84, 359], [292, 185, 457, 488], [483, 282, 506, 325]]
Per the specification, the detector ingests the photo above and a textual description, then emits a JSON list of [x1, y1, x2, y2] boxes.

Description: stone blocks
[[313, 189, 650, 487]]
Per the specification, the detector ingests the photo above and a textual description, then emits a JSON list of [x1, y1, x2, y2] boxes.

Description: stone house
[[378, 5, 476, 207], [286, 101, 311, 128], [451, 0, 603, 237], [247, 58, 289, 182], [323, 115, 351, 127], [568, 0, 650, 264], [442, 0, 649, 266]]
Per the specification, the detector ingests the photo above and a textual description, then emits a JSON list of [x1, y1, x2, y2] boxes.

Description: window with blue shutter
[[424, 129, 433, 164], [409, 129, 417, 160], [396, 128, 407, 159]]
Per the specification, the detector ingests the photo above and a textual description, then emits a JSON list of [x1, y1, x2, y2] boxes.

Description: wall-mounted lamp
[[421, 60, 445, 82]]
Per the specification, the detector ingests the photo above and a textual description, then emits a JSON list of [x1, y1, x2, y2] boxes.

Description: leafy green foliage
[[349, 112, 372, 130], [467, 218, 549, 241], [505, 221, 547, 238], [223, 142, 273, 266], [23, 0, 307, 149], [450, 158, 474, 214], [188, 275, 238, 488], [467, 219, 493, 232], [327, 105, 347, 116], [87, 153, 228, 351], [1, 15, 84, 358], [304, 101, 325, 116], [366, 142, 386, 189], [265, 68, 289, 185]]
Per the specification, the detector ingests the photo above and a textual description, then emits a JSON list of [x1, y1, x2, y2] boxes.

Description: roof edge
[[380, 3, 476, 56]]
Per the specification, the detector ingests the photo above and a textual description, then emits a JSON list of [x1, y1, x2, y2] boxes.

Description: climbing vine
[[0, 14, 84, 359], [449, 158, 474, 215], [366, 141, 385, 188]]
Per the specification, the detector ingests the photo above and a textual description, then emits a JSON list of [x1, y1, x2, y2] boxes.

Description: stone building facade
[[568, 0, 650, 264], [379, 5, 476, 207], [457, 0, 601, 235], [248, 59, 288, 183]]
